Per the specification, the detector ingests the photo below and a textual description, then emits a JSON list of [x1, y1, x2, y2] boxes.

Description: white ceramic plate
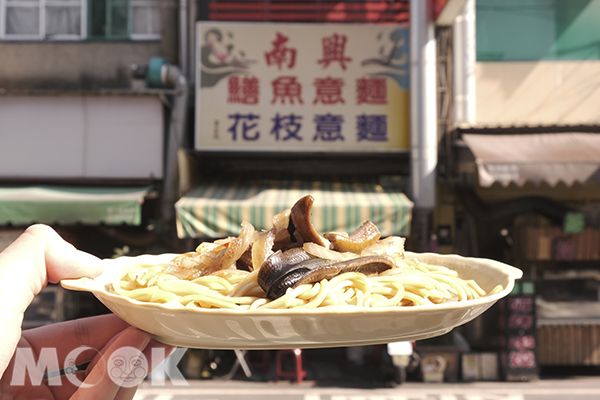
[[61, 252, 522, 349]]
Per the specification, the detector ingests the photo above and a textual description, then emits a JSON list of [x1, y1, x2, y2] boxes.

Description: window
[[131, 0, 160, 39], [88, 0, 160, 40], [0, 0, 159, 40], [0, 0, 84, 40]]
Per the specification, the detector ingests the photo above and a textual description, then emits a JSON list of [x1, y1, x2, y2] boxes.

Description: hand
[[0, 225, 174, 399], [0, 224, 103, 376], [1, 314, 174, 400]]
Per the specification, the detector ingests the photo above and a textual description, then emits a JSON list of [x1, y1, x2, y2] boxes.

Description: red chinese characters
[[227, 75, 259, 105], [313, 77, 344, 105], [265, 32, 297, 70], [356, 77, 388, 105], [318, 33, 352, 70], [271, 76, 303, 105]]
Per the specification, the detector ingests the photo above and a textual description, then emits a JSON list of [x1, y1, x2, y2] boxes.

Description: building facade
[[446, 0, 600, 373]]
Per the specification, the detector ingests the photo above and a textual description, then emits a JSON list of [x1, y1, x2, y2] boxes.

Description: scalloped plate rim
[[61, 251, 522, 317]]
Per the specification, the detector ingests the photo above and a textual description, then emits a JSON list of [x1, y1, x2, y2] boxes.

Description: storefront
[[172, 8, 419, 384], [175, 20, 415, 242], [431, 0, 600, 376], [452, 127, 600, 376], [172, 0, 480, 384]]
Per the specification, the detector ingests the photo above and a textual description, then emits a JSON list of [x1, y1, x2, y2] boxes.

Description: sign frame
[[195, 21, 410, 153]]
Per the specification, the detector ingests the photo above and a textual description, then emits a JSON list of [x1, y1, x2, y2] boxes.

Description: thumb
[[0, 224, 102, 294], [0, 225, 101, 379], [35, 225, 103, 283]]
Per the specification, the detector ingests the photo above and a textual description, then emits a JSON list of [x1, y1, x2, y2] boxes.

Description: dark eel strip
[[265, 258, 336, 299], [257, 248, 314, 292], [265, 254, 395, 300]]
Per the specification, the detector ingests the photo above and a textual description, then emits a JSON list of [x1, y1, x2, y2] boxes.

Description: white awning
[[462, 133, 600, 187]]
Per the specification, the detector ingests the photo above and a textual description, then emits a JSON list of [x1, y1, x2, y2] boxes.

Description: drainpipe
[[453, 0, 476, 124], [410, 0, 438, 251], [188, 0, 197, 84], [146, 57, 189, 229], [179, 0, 188, 78]]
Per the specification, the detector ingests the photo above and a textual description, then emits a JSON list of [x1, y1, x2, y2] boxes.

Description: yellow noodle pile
[[110, 257, 503, 310]]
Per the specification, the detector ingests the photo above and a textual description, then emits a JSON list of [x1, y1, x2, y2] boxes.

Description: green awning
[[0, 185, 152, 226], [175, 177, 413, 239]]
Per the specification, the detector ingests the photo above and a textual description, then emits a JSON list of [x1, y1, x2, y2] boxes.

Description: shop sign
[[195, 22, 410, 152], [501, 281, 539, 380]]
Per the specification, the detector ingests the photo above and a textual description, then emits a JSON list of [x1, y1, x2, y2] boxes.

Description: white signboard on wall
[[195, 22, 410, 152]]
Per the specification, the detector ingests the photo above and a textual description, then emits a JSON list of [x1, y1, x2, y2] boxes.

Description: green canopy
[[0, 185, 152, 226]]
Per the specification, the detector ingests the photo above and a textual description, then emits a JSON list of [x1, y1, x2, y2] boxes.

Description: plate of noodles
[[61, 195, 522, 349]]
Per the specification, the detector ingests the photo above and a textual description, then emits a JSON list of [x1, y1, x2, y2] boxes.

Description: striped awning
[[175, 177, 413, 239]]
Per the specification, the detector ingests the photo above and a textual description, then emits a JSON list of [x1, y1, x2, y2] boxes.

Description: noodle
[[110, 255, 500, 310], [108, 198, 503, 310]]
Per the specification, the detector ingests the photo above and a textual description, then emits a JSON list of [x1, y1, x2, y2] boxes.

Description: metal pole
[[161, 65, 189, 226], [410, 0, 438, 251], [453, 0, 476, 124]]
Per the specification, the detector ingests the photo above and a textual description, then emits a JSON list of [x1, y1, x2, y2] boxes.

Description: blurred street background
[[3, 0, 600, 394]]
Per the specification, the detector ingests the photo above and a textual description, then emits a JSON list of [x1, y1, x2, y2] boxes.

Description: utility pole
[[410, 0, 438, 252]]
